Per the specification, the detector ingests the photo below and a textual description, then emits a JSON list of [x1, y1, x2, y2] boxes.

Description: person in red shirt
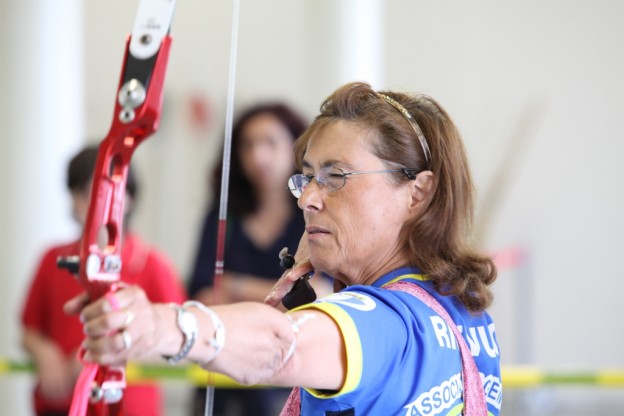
[[21, 146, 187, 416]]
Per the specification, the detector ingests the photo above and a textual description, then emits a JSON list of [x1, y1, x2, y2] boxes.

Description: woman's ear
[[409, 170, 434, 210]]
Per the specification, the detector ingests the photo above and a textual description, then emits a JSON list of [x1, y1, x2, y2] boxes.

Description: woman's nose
[[248, 145, 268, 165], [298, 178, 323, 212]]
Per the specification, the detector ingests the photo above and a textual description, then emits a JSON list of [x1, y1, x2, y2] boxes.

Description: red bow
[[57, 1, 176, 414]]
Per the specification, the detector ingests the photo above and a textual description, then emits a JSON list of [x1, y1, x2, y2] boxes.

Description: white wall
[[1, 0, 623, 414], [384, 0, 624, 368]]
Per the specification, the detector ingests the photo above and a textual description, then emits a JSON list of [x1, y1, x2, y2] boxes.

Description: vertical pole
[[0, 0, 84, 413]]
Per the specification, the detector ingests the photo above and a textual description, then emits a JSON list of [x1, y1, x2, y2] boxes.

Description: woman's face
[[238, 113, 295, 191], [298, 120, 413, 285]]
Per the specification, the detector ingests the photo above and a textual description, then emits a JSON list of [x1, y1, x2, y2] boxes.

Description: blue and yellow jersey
[[292, 266, 501, 416]]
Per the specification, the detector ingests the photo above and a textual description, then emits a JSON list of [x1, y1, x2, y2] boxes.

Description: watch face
[[180, 310, 197, 332]]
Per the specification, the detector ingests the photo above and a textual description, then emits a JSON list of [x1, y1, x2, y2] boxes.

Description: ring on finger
[[122, 311, 135, 328], [121, 330, 132, 351]]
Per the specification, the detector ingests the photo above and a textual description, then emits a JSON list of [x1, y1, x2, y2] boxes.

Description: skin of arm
[[22, 328, 80, 401], [192, 303, 345, 389], [65, 286, 346, 391]]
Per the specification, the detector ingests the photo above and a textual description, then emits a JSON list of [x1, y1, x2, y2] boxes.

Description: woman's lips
[[306, 226, 330, 235]]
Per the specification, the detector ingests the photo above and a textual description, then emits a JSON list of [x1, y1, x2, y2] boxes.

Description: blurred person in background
[[21, 145, 186, 416], [189, 103, 331, 416]]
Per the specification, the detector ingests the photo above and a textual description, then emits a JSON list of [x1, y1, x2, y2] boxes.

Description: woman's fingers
[[67, 285, 158, 365], [264, 261, 313, 307], [79, 286, 142, 321], [82, 334, 128, 366], [264, 232, 314, 307], [82, 306, 160, 365], [82, 309, 134, 338], [63, 292, 90, 316]]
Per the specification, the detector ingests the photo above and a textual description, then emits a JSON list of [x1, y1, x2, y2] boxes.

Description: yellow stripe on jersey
[[382, 273, 429, 286]]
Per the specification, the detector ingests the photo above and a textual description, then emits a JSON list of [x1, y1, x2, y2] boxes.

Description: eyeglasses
[[287, 166, 418, 198]]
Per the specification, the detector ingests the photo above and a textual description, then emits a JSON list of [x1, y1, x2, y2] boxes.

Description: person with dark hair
[[67, 83, 501, 415], [189, 103, 330, 415], [189, 103, 309, 303], [21, 145, 186, 416]]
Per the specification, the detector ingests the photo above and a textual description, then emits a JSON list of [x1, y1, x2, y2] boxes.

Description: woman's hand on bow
[[64, 286, 177, 366]]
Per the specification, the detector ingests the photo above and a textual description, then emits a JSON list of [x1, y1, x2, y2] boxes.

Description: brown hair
[[294, 82, 496, 313], [211, 102, 307, 217], [67, 145, 138, 199]]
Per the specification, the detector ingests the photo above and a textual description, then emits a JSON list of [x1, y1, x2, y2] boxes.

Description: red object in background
[[188, 93, 214, 135], [490, 246, 526, 273]]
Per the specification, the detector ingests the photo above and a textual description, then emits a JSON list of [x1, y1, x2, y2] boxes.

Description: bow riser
[[59, 25, 174, 415], [79, 35, 172, 300]]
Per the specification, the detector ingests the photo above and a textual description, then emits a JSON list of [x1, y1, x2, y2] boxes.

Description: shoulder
[[205, 207, 219, 224], [122, 234, 185, 301], [33, 240, 80, 272], [297, 285, 416, 342], [322, 284, 431, 316], [42, 240, 80, 257], [124, 234, 175, 269]]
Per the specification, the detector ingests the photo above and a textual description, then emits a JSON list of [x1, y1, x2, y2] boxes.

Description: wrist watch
[[162, 303, 198, 364]]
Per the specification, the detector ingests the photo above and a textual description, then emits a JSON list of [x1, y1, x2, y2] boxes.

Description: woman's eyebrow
[[321, 159, 343, 168], [301, 159, 348, 169]]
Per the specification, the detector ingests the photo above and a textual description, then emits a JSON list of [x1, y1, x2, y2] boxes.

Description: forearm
[[22, 328, 77, 398], [169, 302, 295, 385], [22, 328, 63, 362], [158, 302, 344, 389], [87, 300, 295, 384], [73, 286, 345, 391]]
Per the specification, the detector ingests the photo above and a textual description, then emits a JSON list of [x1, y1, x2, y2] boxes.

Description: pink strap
[[386, 281, 487, 415], [105, 291, 122, 311], [69, 286, 125, 416], [68, 359, 99, 416], [279, 386, 301, 416]]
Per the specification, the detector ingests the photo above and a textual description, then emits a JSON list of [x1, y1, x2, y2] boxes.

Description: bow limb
[[57, 1, 177, 414]]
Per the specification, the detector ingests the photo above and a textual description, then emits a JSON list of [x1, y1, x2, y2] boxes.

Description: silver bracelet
[[182, 301, 226, 365], [162, 303, 198, 364]]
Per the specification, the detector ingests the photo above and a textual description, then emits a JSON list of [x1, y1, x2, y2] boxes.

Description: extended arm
[[66, 286, 346, 391]]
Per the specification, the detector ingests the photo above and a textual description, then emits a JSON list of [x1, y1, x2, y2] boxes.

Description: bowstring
[[205, 0, 241, 415]]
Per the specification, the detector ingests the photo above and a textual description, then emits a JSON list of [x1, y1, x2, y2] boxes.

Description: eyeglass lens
[[288, 167, 347, 198]]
